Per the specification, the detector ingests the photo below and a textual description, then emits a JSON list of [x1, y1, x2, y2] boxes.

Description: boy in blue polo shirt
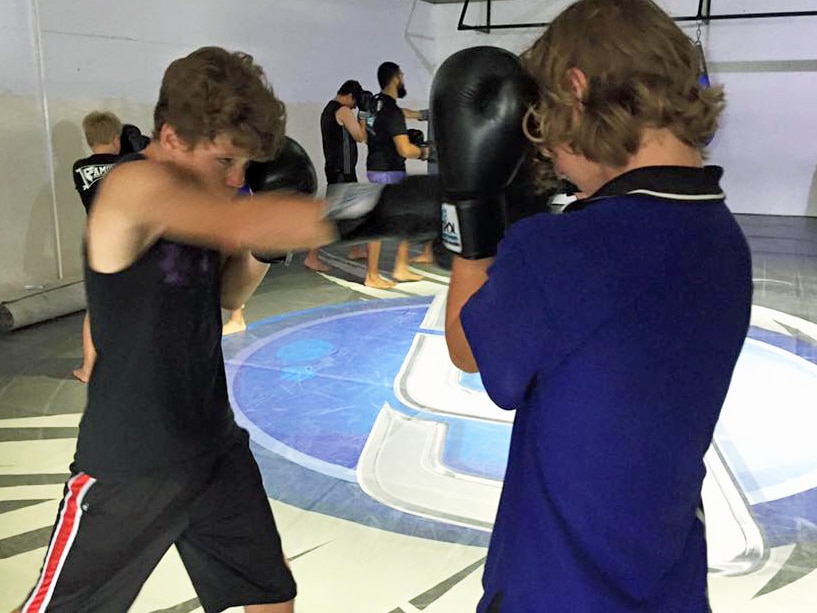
[[441, 0, 753, 610]]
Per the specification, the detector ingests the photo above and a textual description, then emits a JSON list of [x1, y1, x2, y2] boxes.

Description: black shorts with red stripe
[[19, 430, 296, 613]]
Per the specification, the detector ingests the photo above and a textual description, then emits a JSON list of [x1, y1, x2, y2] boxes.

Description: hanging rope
[[694, 19, 711, 89]]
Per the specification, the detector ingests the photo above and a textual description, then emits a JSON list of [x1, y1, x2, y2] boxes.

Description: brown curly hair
[[153, 46, 286, 160], [522, 0, 724, 171]]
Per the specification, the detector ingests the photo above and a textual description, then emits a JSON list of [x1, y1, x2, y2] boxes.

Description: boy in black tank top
[[14, 47, 339, 613]]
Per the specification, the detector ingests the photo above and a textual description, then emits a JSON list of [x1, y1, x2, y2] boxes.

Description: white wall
[[432, 0, 817, 217], [1, 0, 816, 294]]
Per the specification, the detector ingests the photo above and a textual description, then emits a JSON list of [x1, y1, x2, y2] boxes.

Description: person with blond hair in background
[[70, 110, 123, 383]]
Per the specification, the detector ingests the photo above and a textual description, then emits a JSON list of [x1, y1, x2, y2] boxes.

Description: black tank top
[[321, 99, 357, 175], [74, 158, 239, 478]]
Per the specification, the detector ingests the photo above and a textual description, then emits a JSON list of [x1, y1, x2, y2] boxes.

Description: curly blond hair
[[522, 0, 724, 171]]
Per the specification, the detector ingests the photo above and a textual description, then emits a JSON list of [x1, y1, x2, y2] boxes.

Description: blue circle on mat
[[225, 297, 510, 482], [222, 297, 817, 551]]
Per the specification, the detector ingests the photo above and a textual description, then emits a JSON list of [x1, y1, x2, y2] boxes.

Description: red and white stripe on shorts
[[22, 472, 96, 612]]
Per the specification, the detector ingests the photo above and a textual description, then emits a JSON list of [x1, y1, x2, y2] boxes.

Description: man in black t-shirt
[[70, 110, 123, 384], [363, 62, 430, 288], [314, 79, 368, 270]]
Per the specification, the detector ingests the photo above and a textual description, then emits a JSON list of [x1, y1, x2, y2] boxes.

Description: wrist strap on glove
[[325, 183, 386, 220], [441, 196, 505, 259]]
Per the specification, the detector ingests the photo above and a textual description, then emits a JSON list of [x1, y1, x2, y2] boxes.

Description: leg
[[363, 241, 395, 288], [72, 312, 96, 383], [178, 435, 296, 613], [303, 248, 329, 272], [409, 240, 435, 264], [17, 472, 192, 613], [245, 603, 294, 613], [347, 244, 367, 260], [222, 305, 247, 335], [392, 241, 424, 282]]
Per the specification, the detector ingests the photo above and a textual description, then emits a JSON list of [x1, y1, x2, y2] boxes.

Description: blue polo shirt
[[462, 166, 752, 612]]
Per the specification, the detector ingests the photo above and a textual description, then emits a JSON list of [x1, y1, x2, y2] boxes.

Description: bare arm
[[402, 108, 426, 121], [445, 256, 492, 373], [393, 134, 426, 161], [337, 106, 367, 143], [220, 251, 270, 311], [86, 159, 336, 274]]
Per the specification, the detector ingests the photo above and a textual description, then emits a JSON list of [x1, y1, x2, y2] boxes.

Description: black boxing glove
[[357, 89, 377, 133], [246, 136, 440, 254], [407, 128, 433, 162], [326, 175, 440, 244], [120, 124, 150, 155], [431, 46, 537, 259], [407, 128, 425, 147], [357, 89, 376, 114], [246, 137, 318, 197], [503, 145, 559, 225]]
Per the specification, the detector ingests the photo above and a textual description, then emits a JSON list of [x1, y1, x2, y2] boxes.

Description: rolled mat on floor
[[0, 280, 86, 332]]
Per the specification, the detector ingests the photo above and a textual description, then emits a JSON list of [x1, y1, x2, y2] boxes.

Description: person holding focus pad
[[436, 3, 752, 611]]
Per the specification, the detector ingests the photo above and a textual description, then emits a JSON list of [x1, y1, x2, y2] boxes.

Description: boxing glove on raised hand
[[407, 128, 434, 162], [120, 124, 151, 155], [407, 129, 425, 147], [245, 136, 439, 252], [245, 136, 318, 197], [357, 89, 377, 133], [431, 46, 537, 259], [325, 176, 440, 244]]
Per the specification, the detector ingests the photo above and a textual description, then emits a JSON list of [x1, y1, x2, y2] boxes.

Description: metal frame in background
[[457, 0, 817, 32]]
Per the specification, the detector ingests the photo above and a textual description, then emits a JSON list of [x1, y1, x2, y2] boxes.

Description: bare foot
[[392, 269, 424, 282], [347, 245, 367, 260], [72, 367, 90, 384], [409, 253, 434, 264], [222, 320, 247, 336], [364, 275, 396, 289], [304, 254, 330, 272]]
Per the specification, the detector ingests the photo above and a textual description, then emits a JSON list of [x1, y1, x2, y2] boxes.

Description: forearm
[[220, 251, 270, 310], [355, 119, 368, 143], [445, 256, 492, 373], [403, 108, 426, 121], [240, 194, 337, 254], [339, 107, 367, 143], [396, 140, 427, 161]]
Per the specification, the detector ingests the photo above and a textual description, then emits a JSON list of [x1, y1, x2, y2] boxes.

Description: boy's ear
[[159, 124, 186, 151], [567, 67, 588, 103]]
